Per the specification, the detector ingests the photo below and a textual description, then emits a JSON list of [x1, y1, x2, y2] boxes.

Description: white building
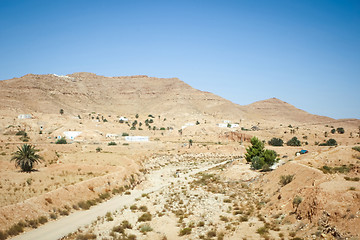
[[119, 117, 128, 122], [63, 131, 82, 140], [230, 124, 239, 128], [217, 123, 228, 128], [18, 114, 32, 119], [125, 136, 149, 142]]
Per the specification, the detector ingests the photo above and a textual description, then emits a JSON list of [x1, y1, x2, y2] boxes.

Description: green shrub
[[207, 230, 217, 237], [287, 137, 301, 146], [138, 212, 152, 222], [108, 141, 117, 146], [38, 216, 48, 224], [6, 222, 24, 236], [179, 227, 192, 236], [139, 205, 148, 212], [78, 201, 91, 210], [245, 137, 264, 162], [293, 196, 302, 208], [76, 233, 96, 240], [15, 130, 27, 136], [319, 139, 337, 146], [352, 146, 360, 152], [122, 132, 129, 136], [331, 129, 336, 134], [256, 226, 268, 235], [98, 192, 110, 200], [139, 224, 153, 233], [246, 137, 277, 169], [251, 156, 265, 170], [268, 138, 284, 146], [279, 175, 294, 186], [336, 127, 345, 134], [0, 230, 8, 240], [96, 147, 102, 152], [55, 138, 67, 144], [112, 225, 124, 234], [122, 220, 132, 229]]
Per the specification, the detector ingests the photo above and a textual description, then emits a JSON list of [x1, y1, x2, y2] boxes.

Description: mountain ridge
[[0, 72, 357, 125]]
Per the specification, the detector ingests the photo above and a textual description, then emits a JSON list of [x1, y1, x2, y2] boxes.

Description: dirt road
[[11, 160, 230, 240]]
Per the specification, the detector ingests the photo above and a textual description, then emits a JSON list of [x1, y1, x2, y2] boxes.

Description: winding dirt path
[[11, 160, 230, 240]]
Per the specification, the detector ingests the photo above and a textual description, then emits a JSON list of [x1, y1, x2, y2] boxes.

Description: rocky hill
[[0, 73, 245, 119], [0, 72, 358, 125]]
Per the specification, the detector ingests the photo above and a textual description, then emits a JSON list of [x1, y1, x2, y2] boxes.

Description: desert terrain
[[0, 73, 359, 240]]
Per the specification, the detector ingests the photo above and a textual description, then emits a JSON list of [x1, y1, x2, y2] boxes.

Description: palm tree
[[11, 144, 42, 172]]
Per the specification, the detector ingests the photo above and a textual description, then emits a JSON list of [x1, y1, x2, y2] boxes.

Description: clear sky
[[0, 0, 359, 119]]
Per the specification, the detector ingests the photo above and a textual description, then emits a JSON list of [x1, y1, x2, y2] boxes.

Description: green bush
[[55, 138, 67, 144], [331, 129, 336, 134], [15, 130, 27, 136], [122, 132, 129, 136], [138, 212, 152, 222], [287, 137, 301, 146], [78, 201, 91, 210], [179, 227, 192, 236], [247, 137, 277, 170], [76, 233, 96, 240], [352, 146, 360, 152], [96, 147, 102, 152], [336, 127, 345, 134], [293, 196, 302, 208], [7, 222, 24, 236], [268, 138, 283, 146], [139, 224, 153, 233], [245, 137, 264, 162], [319, 139, 337, 146], [0, 230, 8, 240], [279, 175, 294, 186], [251, 156, 265, 170], [38, 216, 48, 224], [108, 141, 117, 146]]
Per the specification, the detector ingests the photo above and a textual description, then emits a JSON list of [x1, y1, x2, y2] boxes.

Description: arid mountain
[[0, 72, 245, 119], [244, 97, 333, 123], [0, 72, 357, 125]]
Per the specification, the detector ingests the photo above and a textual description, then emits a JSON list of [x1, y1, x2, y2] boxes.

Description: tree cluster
[[245, 137, 277, 171]]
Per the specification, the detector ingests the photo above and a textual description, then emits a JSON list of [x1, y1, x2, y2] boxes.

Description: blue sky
[[0, 0, 359, 119]]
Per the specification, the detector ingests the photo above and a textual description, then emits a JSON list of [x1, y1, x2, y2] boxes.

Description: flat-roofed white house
[[18, 114, 32, 119], [119, 117, 128, 122], [125, 136, 149, 142], [63, 131, 82, 140]]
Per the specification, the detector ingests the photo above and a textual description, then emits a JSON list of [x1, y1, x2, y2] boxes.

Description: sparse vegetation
[[108, 141, 117, 146], [320, 165, 352, 174]]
